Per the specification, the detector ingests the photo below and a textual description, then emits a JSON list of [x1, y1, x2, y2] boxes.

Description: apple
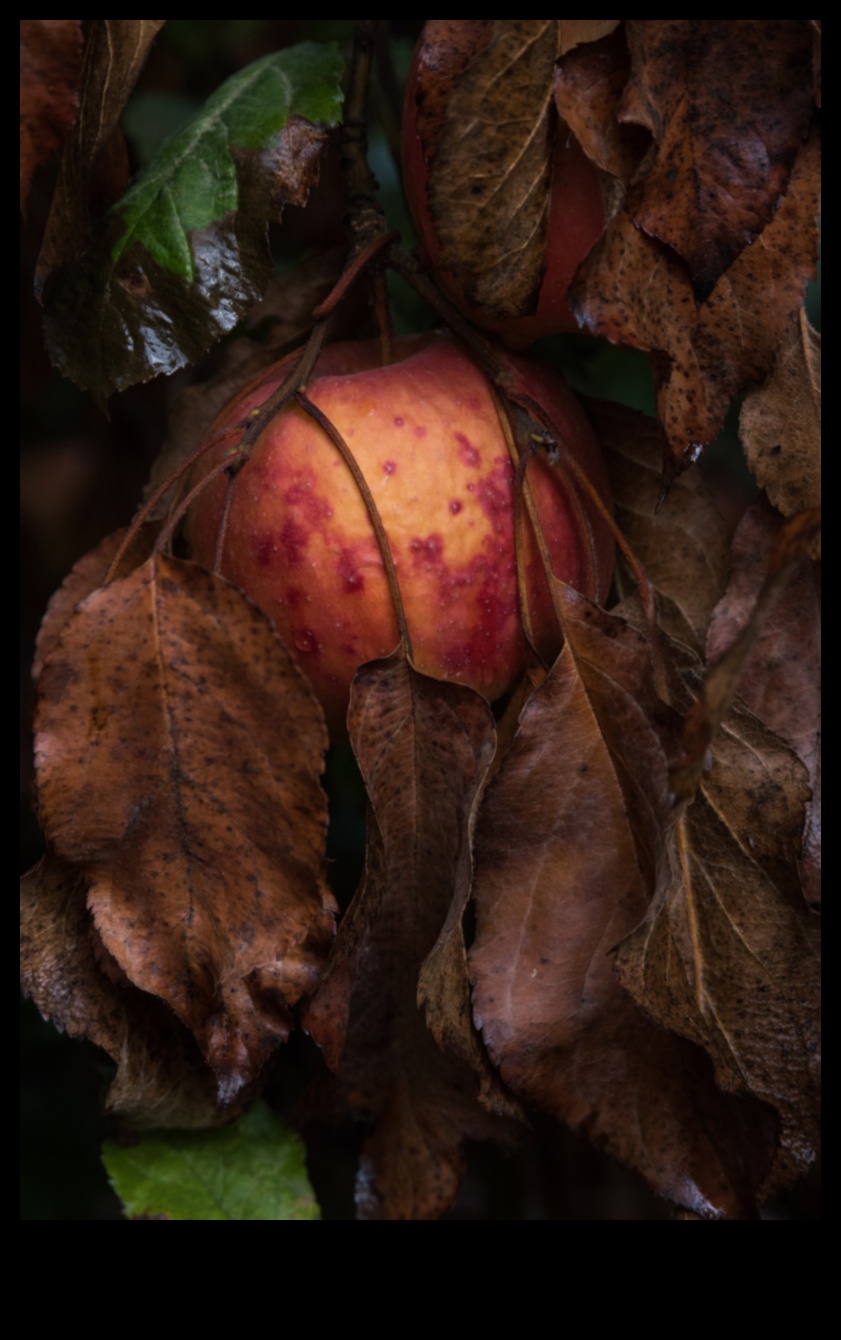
[[185, 333, 614, 733], [402, 21, 605, 348]]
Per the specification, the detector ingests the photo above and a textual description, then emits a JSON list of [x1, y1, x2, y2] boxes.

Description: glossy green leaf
[[102, 1103, 320, 1221], [111, 44, 344, 280]]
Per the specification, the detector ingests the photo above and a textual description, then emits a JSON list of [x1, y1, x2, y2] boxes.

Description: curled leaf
[[305, 652, 511, 1220], [35, 21, 165, 286], [586, 397, 728, 652], [469, 586, 779, 1216], [428, 21, 559, 318], [621, 21, 814, 299], [35, 555, 334, 1102], [740, 309, 821, 544], [21, 854, 224, 1128], [20, 19, 84, 207], [572, 128, 820, 468]]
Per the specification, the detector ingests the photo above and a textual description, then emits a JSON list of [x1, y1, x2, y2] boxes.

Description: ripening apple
[[185, 333, 614, 733], [402, 20, 605, 348]]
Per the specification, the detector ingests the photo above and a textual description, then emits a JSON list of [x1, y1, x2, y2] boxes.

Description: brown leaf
[[428, 20, 559, 318], [21, 854, 227, 1128], [469, 585, 779, 1215], [557, 21, 621, 56], [34, 555, 334, 1102], [33, 524, 159, 681], [706, 497, 821, 907], [621, 21, 814, 299], [572, 128, 821, 467], [20, 19, 84, 208], [35, 21, 165, 293], [617, 695, 820, 1193], [554, 27, 649, 188], [305, 652, 511, 1220], [740, 309, 821, 543], [671, 507, 821, 801], [586, 398, 728, 652]]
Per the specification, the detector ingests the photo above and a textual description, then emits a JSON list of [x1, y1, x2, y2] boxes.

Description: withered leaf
[[706, 497, 820, 908], [617, 695, 820, 1193], [469, 585, 779, 1215], [305, 653, 511, 1220], [428, 20, 559, 319], [20, 19, 84, 208], [740, 309, 821, 542], [42, 44, 344, 398], [34, 555, 335, 1102], [621, 21, 814, 299], [35, 21, 165, 290], [557, 21, 620, 56], [33, 524, 160, 681], [572, 128, 820, 468], [554, 27, 648, 189], [586, 397, 728, 652], [670, 507, 821, 802], [21, 854, 225, 1128]]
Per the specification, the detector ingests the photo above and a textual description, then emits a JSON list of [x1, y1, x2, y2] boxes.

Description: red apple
[[186, 333, 614, 733], [402, 20, 605, 348]]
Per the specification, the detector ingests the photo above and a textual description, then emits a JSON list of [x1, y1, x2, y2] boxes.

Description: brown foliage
[[33, 553, 334, 1108], [22, 19, 821, 1219]]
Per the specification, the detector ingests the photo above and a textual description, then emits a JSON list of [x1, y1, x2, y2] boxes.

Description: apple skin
[[185, 334, 614, 733], [403, 21, 605, 348]]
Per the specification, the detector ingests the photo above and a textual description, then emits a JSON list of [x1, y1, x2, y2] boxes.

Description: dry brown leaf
[[617, 695, 820, 1194], [621, 21, 814, 299], [20, 20, 84, 208], [33, 524, 159, 680], [572, 128, 821, 468], [706, 497, 820, 908], [21, 854, 228, 1128], [554, 27, 648, 188], [671, 508, 821, 801], [36, 20, 165, 294], [586, 398, 729, 652], [428, 20, 559, 318], [557, 21, 620, 56], [34, 554, 334, 1102], [740, 309, 821, 542], [305, 652, 511, 1220], [469, 586, 778, 1216]]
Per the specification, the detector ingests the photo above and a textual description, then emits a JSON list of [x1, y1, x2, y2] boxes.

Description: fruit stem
[[339, 22, 394, 363], [153, 451, 248, 560], [235, 315, 335, 458], [103, 424, 242, 585], [295, 391, 414, 660]]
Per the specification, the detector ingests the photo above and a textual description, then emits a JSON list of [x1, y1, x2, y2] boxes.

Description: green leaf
[[43, 42, 344, 399], [111, 44, 344, 281], [102, 1103, 320, 1221]]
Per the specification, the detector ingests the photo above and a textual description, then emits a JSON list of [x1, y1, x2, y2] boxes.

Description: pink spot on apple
[[254, 535, 274, 567], [393, 416, 404, 427], [280, 518, 308, 566], [455, 432, 480, 467], [413, 425, 427, 439], [409, 533, 444, 564], [449, 499, 463, 515], [294, 629, 319, 655], [383, 460, 396, 475], [338, 550, 364, 594]]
